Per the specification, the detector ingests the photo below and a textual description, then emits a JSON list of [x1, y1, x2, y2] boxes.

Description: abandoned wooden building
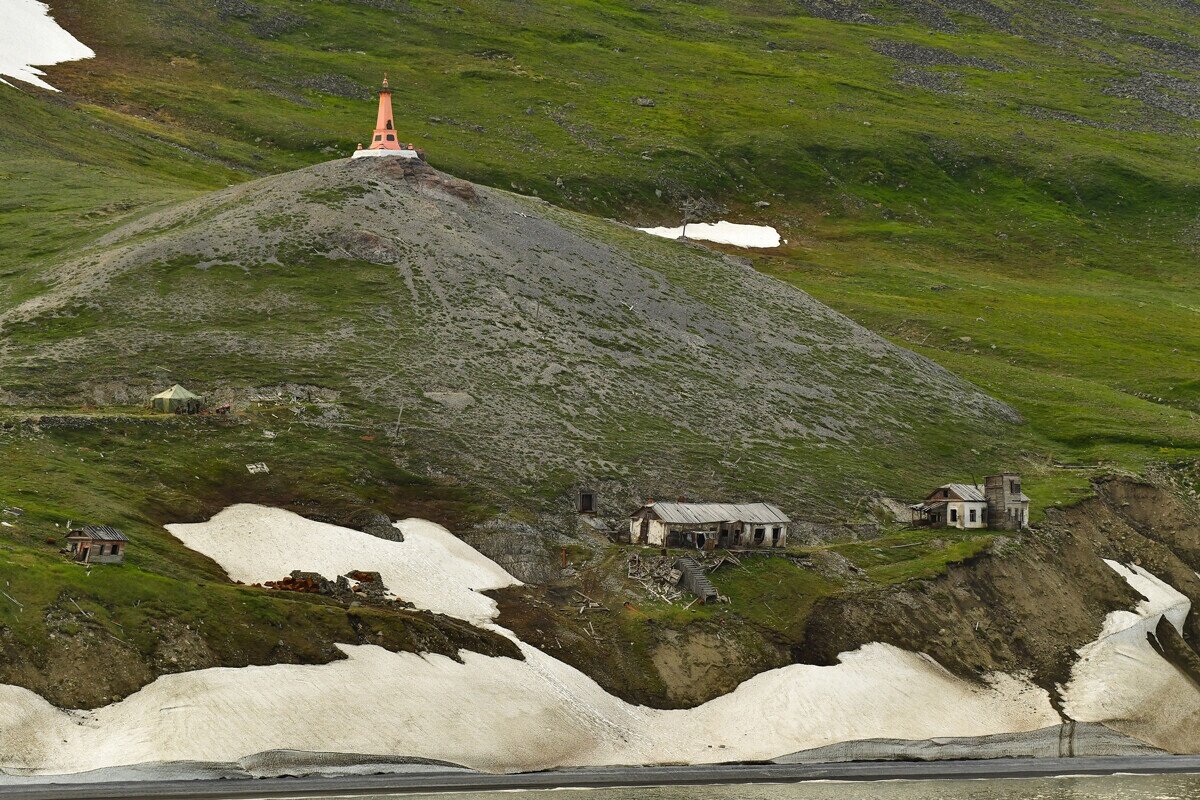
[[628, 501, 790, 550], [911, 472, 1030, 531], [66, 525, 129, 565]]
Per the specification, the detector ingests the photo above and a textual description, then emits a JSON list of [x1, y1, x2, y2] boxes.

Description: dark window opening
[[950, 508, 958, 523], [753, 527, 765, 545], [578, 491, 595, 514], [374, 135, 382, 141], [386, 120, 393, 130], [969, 509, 977, 523], [771, 527, 781, 545], [386, 134, 396, 141]]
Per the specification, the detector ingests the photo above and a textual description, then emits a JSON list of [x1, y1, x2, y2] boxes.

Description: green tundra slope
[[6, 0, 1200, 487], [1, 0, 1200, 713]]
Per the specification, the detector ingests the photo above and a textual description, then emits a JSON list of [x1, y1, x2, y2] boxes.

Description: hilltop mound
[[0, 158, 1020, 517]]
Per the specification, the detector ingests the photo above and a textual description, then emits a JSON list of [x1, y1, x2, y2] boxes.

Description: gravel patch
[[794, 0, 883, 24], [894, 67, 965, 94], [298, 73, 374, 101], [872, 39, 1008, 71], [1105, 72, 1200, 121]]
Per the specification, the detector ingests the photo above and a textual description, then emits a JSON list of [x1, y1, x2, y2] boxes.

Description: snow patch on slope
[[4, 511, 1197, 775], [166, 505, 515, 626], [1063, 559, 1200, 754], [0, 504, 1059, 775], [640, 221, 781, 248], [0, 0, 93, 91]]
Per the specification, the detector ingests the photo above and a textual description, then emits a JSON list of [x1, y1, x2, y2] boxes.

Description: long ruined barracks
[[628, 501, 791, 550]]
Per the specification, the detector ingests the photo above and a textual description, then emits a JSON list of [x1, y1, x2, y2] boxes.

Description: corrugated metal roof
[[633, 501, 790, 525], [931, 483, 1030, 504], [67, 525, 128, 542], [943, 483, 987, 503]]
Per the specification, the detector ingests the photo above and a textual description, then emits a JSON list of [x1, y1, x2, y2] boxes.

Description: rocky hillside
[[0, 157, 1021, 517], [4, 0, 1200, 510]]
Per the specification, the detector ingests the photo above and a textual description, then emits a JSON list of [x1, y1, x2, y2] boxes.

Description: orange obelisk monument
[[352, 75, 422, 160]]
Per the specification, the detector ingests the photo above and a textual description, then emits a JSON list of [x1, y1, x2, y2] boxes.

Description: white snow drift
[[0, 507, 1193, 775], [0, 505, 1055, 775], [0, 0, 93, 91], [167, 506, 514, 626], [640, 221, 781, 248], [1063, 560, 1200, 753]]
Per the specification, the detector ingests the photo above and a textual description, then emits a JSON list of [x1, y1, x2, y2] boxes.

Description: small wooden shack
[[151, 384, 204, 414], [66, 526, 129, 565]]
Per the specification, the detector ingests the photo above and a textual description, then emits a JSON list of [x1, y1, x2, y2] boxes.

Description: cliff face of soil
[[799, 476, 1200, 710], [495, 475, 1200, 716]]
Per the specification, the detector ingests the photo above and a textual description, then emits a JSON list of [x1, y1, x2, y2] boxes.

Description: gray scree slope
[[0, 158, 1020, 515]]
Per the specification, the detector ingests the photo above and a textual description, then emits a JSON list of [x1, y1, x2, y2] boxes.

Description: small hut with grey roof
[[66, 525, 129, 565], [629, 500, 790, 550]]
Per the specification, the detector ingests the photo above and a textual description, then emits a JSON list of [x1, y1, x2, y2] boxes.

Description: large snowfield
[[0, 505, 1194, 775], [0, 0, 92, 91]]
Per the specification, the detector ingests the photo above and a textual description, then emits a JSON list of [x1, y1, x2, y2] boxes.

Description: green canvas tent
[[151, 384, 204, 414]]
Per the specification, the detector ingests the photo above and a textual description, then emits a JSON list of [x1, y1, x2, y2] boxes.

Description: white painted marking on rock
[[639, 221, 781, 249], [0, 0, 93, 91]]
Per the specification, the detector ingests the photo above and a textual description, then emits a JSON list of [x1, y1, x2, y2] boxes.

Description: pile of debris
[[262, 571, 342, 595], [1, 506, 22, 530], [258, 569, 404, 607], [346, 570, 389, 601], [675, 556, 719, 605], [626, 553, 729, 606]]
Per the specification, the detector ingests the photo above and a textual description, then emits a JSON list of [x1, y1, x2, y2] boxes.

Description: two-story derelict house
[[912, 472, 1030, 531], [628, 501, 790, 550]]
